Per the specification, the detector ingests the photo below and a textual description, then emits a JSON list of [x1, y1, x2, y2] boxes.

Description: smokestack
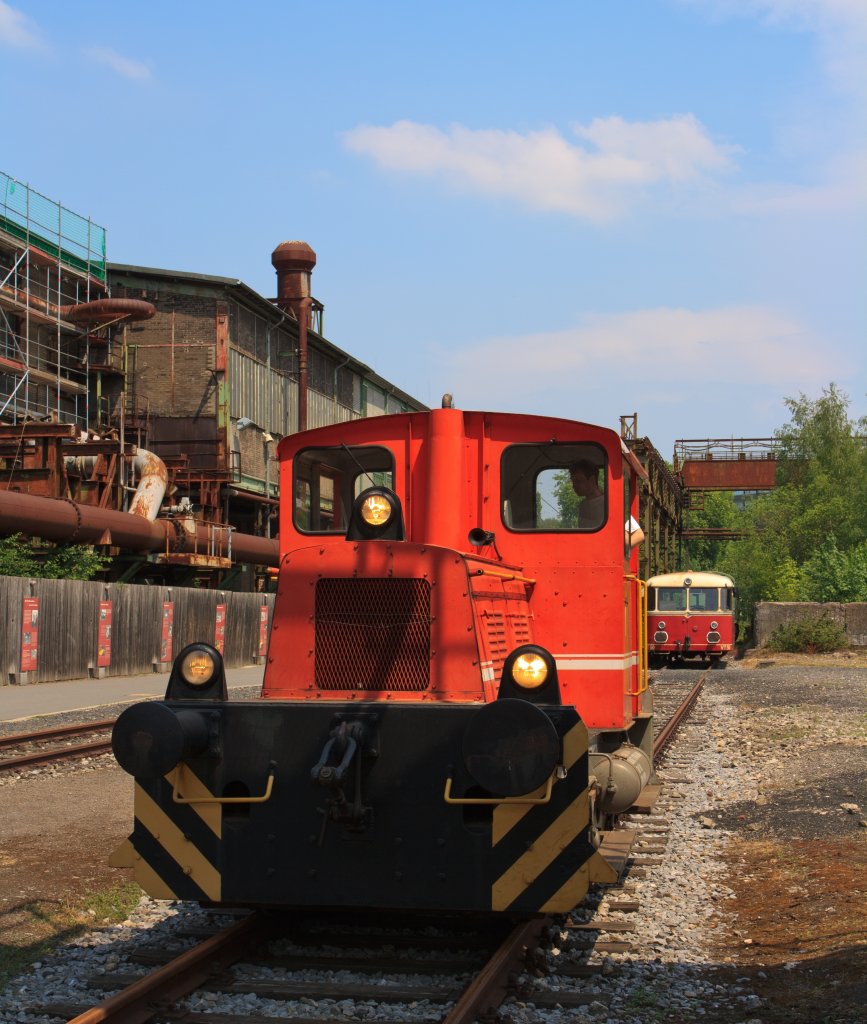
[[271, 241, 316, 433], [271, 241, 316, 324]]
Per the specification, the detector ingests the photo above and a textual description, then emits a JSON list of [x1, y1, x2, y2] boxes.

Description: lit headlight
[[511, 653, 549, 689], [180, 648, 216, 686], [360, 494, 394, 527]]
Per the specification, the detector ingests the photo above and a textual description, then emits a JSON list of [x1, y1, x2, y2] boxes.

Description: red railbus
[[647, 571, 736, 666]]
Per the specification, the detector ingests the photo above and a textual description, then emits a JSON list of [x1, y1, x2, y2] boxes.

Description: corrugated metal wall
[[1, 576, 274, 685], [230, 349, 297, 436]]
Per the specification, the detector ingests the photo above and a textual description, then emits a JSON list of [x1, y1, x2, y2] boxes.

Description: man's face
[[570, 468, 594, 496]]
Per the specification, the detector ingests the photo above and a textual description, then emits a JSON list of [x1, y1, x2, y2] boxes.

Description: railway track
[[22, 672, 710, 1024], [0, 719, 115, 773]]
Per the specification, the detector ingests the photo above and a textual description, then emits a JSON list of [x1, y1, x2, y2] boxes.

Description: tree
[[0, 534, 109, 580], [720, 384, 867, 621]]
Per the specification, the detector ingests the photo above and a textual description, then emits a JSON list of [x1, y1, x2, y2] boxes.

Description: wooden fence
[[1, 575, 274, 685]]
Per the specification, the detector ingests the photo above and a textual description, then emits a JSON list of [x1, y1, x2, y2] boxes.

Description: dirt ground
[[0, 652, 865, 1022]]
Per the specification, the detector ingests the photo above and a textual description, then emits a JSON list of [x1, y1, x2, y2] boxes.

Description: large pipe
[[271, 241, 316, 432], [59, 298, 156, 323], [64, 447, 167, 521], [0, 490, 278, 567]]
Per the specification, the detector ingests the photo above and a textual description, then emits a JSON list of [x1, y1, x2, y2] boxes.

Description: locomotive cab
[[111, 406, 652, 915]]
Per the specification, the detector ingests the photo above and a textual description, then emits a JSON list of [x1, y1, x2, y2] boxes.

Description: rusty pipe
[[59, 298, 156, 323], [0, 490, 278, 567]]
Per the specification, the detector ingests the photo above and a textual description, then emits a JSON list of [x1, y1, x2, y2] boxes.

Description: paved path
[[0, 664, 266, 724]]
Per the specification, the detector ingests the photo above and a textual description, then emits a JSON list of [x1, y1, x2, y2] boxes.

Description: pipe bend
[[60, 298, 156, 323]]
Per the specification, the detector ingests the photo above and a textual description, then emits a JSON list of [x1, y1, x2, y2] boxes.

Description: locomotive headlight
[[710, 620, 719, 630], [180, 648, 216, 686], [360, 493, 394, 527], [658, 620, 666, 630], [511, 653, 549, 689]]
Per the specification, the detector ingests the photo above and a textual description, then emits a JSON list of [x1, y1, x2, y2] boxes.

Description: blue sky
[[2, 0, 864, 459]]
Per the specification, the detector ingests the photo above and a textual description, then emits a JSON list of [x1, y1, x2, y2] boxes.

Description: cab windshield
[[294, 445, 394, 533], [501, 442, 607, 532]]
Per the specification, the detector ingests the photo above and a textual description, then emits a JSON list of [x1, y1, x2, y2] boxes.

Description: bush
[[766, 614, 848, 654]]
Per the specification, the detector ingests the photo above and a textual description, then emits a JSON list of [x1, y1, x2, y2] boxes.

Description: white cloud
[[84, 46, 151, 80], [444, 305, 833, 401], [344, 116, 737, 221], [0, 1, 45, 50], [688, 1, 867, 97]]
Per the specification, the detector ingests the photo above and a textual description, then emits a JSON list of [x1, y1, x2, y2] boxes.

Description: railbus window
[[656, 588, 687, 612], [688, 587, 720, 612], [501, 442, 607, 532], [294, 445, 395, 533]]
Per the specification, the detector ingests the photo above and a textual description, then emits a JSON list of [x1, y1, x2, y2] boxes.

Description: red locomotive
[[647, 571, 736, 666], [111, 403, 654, 914]]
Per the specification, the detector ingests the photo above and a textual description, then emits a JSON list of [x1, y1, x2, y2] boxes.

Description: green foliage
[[801, 539, 867, 602], [766, 614, 848, 653], [0, 534, 108, 581], [552, 469, 579, 526], [717, 384, 867, 625], [684, 490, 744, 568]]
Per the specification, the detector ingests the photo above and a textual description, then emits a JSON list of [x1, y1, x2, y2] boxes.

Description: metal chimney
[[271, 241, 316, 324], [272, 241, 316, 433]]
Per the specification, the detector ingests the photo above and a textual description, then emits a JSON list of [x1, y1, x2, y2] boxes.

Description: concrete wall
[[755, 602, 867, 647]]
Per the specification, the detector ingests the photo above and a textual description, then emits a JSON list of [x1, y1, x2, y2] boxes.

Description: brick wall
[[122, 287, 219, 419]]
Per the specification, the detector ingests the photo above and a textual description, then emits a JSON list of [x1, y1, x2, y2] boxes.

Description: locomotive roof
[[647, 571, 735, 588]]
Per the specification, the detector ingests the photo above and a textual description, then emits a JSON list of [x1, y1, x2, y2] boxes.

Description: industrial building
[[0, 170, 424, 587]]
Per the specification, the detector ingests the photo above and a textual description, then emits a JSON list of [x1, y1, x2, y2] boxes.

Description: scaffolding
[[0, 170, 108, 427]]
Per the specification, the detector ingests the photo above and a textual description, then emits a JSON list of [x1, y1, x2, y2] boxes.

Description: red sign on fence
[[214, 603, 226, 654], [97, 600, 112, 668], [161, 602, 174, 663], [258, 605, 269, 657], [20, 597, 39, 672]]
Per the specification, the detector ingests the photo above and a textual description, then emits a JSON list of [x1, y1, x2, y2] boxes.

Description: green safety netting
[[1, 170, 106, 281]]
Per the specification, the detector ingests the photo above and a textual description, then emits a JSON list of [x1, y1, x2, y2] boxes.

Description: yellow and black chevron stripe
[[110, 766, 222, 901], [491, 716, 617, 912]]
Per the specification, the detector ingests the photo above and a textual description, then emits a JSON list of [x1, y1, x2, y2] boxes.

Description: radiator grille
[[315, 578, 431, 691]]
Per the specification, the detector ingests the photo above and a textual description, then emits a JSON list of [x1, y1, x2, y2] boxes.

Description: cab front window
[[294, 445, 394, 533], [501, 443, 607, 532]]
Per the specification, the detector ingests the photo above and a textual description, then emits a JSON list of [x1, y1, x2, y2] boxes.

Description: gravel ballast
[[0, 659, 864, 1023]]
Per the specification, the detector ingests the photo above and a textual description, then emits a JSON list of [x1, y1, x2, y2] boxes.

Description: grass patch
[[0, 882, 141, 989]]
